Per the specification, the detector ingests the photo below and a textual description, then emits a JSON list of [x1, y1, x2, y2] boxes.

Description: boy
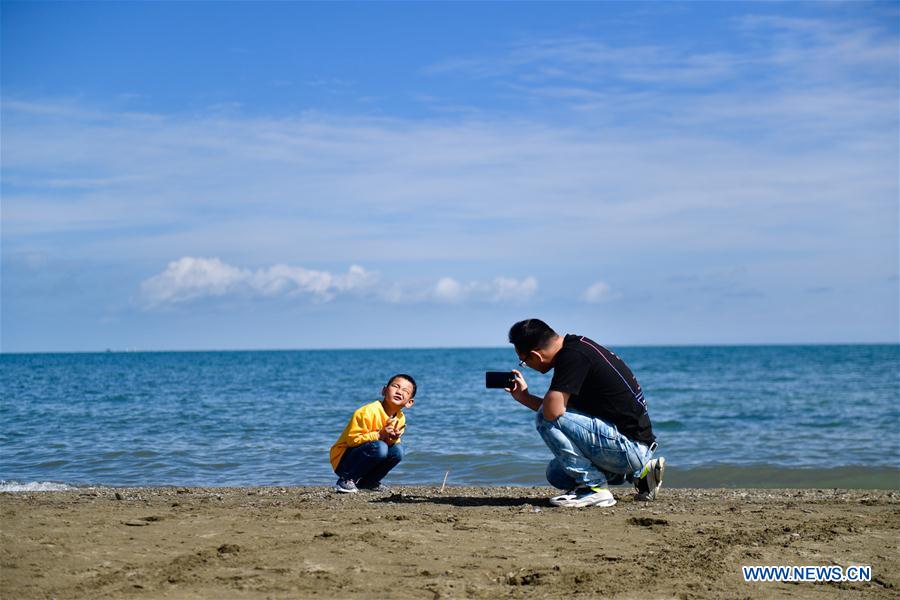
[[330, 374, 416, 493]]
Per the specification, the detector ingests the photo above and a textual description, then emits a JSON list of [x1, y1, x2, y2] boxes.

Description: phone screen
[[485, 371, 515, 389]]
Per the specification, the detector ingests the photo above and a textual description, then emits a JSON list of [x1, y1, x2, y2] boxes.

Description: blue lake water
[[1, 345, 898, 489]]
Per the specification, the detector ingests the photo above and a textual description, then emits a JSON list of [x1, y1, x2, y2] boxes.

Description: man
[[507, 318, 665, 508]]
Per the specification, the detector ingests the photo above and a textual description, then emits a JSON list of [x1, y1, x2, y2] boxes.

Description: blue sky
[[2, 1, 898, 352]]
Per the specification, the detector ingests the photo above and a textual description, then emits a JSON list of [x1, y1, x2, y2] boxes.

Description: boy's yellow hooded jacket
[[329, 400, 406, 471]]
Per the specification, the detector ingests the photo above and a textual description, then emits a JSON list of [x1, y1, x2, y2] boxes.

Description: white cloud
[[428, 13, 897, 92], [431, 277, 465, 303], [490, 276, 538, 302], [582, 281, 615, 303], [139, 258, 378, 307], [427, 275, 538, 304], [139, 258, 538, 308]]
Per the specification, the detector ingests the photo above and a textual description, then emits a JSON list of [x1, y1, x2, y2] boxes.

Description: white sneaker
[[550, 486, 616, 508], [634, 457, 665, 501], [334, 478, 358, 493], [549, 488, 579, 505]]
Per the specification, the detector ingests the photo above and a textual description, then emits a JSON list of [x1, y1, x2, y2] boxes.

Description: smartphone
[[485, 371, 516, 389]]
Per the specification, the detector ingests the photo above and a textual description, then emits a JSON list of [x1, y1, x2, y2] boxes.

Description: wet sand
[[2, 486, 898, 599]]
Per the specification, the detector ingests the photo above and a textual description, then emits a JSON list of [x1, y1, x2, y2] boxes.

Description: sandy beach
[[2, 486, 897, 599]]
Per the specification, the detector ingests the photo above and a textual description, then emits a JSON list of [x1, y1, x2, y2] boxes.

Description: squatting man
[[504, 318, 665, 508]]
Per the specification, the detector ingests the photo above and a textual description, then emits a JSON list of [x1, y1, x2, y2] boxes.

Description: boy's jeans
[[335, 441, 404, 487], [536, 409, 653, 490]]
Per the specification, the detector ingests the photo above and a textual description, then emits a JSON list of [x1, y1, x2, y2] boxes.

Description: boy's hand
[[506, 369, 528, 401], [380, 418, 404, 442]]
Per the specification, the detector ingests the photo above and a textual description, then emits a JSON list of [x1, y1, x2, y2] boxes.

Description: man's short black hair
[[508, 319, 557, 354], [389, 373, 417, 398]]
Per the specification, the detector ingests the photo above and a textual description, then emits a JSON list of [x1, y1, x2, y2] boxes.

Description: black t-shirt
[[549, 334, 656, 445]]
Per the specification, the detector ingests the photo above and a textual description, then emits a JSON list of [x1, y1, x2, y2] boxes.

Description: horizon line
[[2, 340, 898, 355]]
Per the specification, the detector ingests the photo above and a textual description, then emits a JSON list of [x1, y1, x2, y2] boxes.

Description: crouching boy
[[329, 374, 416, 493]]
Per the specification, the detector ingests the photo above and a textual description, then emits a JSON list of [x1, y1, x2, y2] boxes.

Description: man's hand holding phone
[[486, 367, 542, 412], [507, 369, 528, 402]]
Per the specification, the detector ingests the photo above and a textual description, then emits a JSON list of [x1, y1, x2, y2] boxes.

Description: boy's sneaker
[[550, 486, 616, 508], [334, 478, 358, 493], [358, 482, 389, 493], [634, 457, 665, 501]]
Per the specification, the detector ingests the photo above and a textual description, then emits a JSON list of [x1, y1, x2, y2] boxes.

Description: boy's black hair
[[388, 373, 417, 398], [508, 318, 557, 354]]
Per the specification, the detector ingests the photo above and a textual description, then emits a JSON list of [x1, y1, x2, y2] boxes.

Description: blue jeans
[[335, 441, 404, 487], [536, 409, 653, 490]]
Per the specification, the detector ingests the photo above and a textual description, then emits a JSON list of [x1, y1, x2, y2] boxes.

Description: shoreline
[[2, 486, 897, 598], [4, 464, 899, 492]]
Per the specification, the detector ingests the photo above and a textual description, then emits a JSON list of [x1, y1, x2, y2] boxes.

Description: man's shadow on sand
[[371, 493, 550, 508]]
